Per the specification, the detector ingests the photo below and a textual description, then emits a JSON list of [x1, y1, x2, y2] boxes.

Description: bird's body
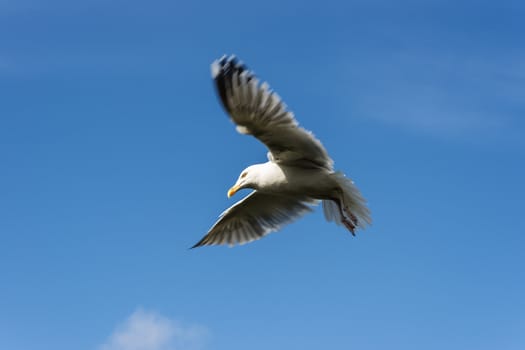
[[240, 162, 331, 197], [192, 55, 371, 248]]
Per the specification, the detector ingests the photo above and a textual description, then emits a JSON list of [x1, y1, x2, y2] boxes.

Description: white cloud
[[98, 308, 208, 350], [0, 57, 8, 71], [335, 50, 525, 138]]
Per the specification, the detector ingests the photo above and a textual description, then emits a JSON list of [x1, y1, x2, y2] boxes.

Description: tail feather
[[322, 172, 371, 233], [322, 199, 343, 225]]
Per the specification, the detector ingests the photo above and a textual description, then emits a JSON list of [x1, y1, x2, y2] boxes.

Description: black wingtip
[[211, 54, 256, 116], [190, 236, 208, 249], [210, 54, 255, 81], [190, 242, 201, 249]]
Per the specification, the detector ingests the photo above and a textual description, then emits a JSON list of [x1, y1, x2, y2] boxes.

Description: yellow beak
[[227, 185, 240, 198]]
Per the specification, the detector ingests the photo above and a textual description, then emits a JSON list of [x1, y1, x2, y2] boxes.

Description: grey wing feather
[[211, 55, 334, 170], [191, 191, 314, 248]]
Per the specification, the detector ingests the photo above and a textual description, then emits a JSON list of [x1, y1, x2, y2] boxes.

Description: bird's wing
[[211, 55, 334, 170], [192, 191, 315, 248]]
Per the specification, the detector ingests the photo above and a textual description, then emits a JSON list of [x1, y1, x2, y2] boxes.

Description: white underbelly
[[265, 165, 335, 199]]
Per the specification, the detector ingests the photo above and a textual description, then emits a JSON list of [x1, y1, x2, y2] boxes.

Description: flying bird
[[192, 55, 371, 248]]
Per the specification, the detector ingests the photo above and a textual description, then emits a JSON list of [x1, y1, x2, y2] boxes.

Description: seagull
[[192, 55, 371, 248]]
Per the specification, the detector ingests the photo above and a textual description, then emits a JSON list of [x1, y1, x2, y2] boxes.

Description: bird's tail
[[322, 172, 371, 235]]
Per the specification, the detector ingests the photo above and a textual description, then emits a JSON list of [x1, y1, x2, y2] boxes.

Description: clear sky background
[[1, 1, 524, 349]]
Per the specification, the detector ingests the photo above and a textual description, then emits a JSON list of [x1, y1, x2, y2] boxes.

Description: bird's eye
[[240, 172, 247, 179]]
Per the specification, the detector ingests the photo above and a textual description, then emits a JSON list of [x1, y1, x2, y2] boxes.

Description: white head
[[227, 164, 262, 198]]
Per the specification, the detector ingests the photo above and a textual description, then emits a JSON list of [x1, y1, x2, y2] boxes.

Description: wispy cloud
[[98, 308, 208, 350], [338, 50, 525, 138], [0, 56, 10, 73]]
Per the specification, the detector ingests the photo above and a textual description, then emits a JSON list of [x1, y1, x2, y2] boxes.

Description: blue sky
[[1, 1, 524, 349]]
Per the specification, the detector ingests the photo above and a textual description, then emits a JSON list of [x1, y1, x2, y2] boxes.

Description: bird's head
[[227, 165, 259, 198]]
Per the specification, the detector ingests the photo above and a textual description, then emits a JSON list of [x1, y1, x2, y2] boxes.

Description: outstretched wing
[[192, 192, 315, 248], [211, 55, 334, 170]]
